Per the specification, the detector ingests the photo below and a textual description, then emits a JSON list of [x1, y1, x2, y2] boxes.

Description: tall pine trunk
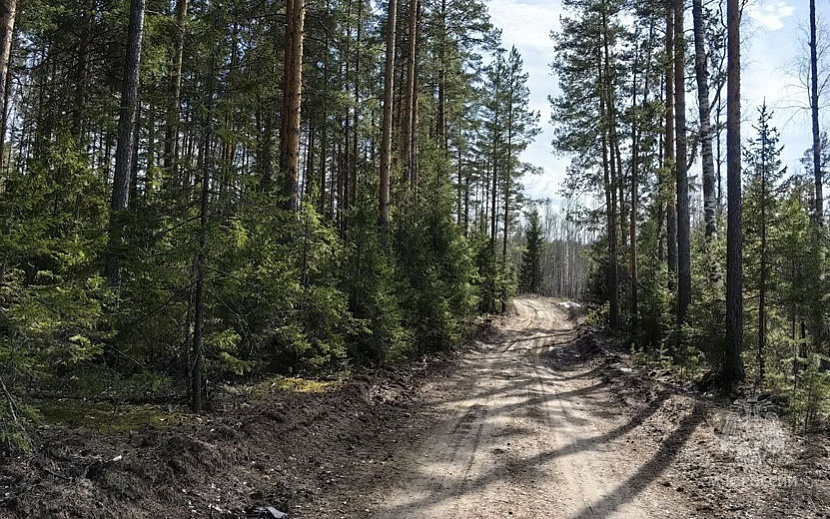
[[402, 0, 419, 186], [665, 7, 677, 292], [811, 0, 823, 223], [379, 0, 397, 235], [629, 44, 640, 321], [107, 0, 145, 290], [724, 0, 744, 385], [281, 0, 305, 211], [191, 70, 214, 414], [600, 3, 619, 330], [164, 0, 188, 182], [675, 0, 691, 324], [350, 0, 363, 209]]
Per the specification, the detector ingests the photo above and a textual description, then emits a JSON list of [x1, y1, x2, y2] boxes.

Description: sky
[[486, 0, 815, 208]]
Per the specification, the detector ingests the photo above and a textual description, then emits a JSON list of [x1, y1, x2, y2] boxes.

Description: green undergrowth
[[37, 401, 184, 433], [260, 375, 341, 394]]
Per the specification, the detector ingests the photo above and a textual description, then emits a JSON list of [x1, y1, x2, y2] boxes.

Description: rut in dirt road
[[368, 296, 697, 519]]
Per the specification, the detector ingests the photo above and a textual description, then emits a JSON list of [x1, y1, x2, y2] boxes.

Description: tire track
[[370, 296, 690, 519]]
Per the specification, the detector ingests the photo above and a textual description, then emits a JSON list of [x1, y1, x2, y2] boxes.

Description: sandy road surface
[[367, 296, 691, 518]]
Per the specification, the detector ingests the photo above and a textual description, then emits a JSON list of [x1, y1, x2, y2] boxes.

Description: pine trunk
[[379, 0, 397, 235], [665, 7, 677, 291], [282, 0, 305, 211], [164, 0, 189, 182], [107, 0, 145, 290], [724, 0, 744, 384], [675, 0, 691, 324], [810, 0, 823, 223], [402, 0, 419, 186], [600, 6, 619, 330]]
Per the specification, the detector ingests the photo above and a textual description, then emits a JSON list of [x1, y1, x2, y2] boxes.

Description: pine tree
[[723, 0, 744, 385], [551, 0, 625, 329]]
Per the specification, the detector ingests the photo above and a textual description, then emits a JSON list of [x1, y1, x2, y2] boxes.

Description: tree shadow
[[375, 390, 674, 517], [569, 402, 706, 518]]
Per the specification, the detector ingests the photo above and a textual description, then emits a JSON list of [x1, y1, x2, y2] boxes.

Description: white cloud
[[488, 0, 561, 53], [488, 0, 565, 203], [747, 0, 795, 31]]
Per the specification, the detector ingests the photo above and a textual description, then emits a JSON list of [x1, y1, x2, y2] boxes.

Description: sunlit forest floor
[[1, 297, 828, 518]]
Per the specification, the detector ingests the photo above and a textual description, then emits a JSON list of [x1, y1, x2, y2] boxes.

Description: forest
[[0, 0, 827, 515], [550, 0, 830, 432], [0, 0, 571, 427]]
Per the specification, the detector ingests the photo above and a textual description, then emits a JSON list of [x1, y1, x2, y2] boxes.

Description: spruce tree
[[520, 207, 543, 294]]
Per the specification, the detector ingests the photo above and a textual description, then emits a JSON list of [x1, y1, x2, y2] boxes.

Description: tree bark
[[402, 0, 419, 186], [665, 6, 677, 291], [630, 39, 641, 321], [350, 0, 362, 209], [107, 0, 145, 290], [693, 0, 717, 239], [759, 118, 767, 382], [0, 0, 15, 122], [72, 0, 94, 139], [724, 0, 744, 384], [811, 0, 823, 223], [675, 0, 691, 324], [163, 0, 189, 182], [502, 95, 513, 266], [379, 0, 397, 235], [0, 4, 14, 178], [192, 69, 214, 414], [282, 0, 305, 211], [436, 0, 447, 153], [600, 3, 619, 330]]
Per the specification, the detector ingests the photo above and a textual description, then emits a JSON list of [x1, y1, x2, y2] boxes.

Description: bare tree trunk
[[107, 0, 145, 290], [402, 0, 419, 186], [379, 0, 397, 235], [675, 0, 691, 324], [282, 0, 305, 211], [72, 0, 94, 138], [665, 6, 677, 292], [600, 5, 619, 330], [319, 11, 330, 214], [192, 70, 214, 414], [811, 0, 823, 223], [630, 45, 640, 321], [724, 0, 744, 384], [693, 0, 717, 239], [164, 0, 189, 182], [350, 0, 362, 209], [0, 0, 15, 124], [0, 14, 14, 178], [436, 0, 447, 153], [502, 91, 514, 266], [759, 122, 767, 382]]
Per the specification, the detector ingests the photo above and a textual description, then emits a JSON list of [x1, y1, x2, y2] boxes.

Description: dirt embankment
[[1, 296, 829, 518]]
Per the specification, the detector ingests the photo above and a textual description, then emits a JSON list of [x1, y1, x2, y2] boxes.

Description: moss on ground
[[37, 401, 183, 433]]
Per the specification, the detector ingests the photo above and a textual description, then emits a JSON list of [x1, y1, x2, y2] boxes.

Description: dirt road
[[363, 296, 692, 518]]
